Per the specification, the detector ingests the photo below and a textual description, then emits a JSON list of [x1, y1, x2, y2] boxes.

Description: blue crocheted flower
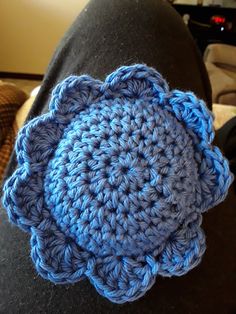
[[2, 64, 233, 303]]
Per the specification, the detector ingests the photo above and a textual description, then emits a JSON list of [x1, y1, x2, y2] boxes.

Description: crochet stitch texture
[[2, 64, 233, 303]]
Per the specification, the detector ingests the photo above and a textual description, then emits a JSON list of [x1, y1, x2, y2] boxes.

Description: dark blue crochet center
[[44, 98, 198, 257]]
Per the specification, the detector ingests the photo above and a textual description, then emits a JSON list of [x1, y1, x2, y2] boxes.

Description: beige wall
[[0, 0, 89, 75]]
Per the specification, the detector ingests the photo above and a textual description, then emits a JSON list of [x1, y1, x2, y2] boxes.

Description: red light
[[211, 16, 226, 25]]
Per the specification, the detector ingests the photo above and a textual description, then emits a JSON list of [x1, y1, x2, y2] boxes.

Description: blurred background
[[0, 0, 236, 149], [0, 0, 236, 133], [0, 0, 89, 75], [1, 0, 236, 75]]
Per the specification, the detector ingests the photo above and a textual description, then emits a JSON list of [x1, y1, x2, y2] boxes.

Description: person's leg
[[3, 1, 234, 314], [5, 0, 212, 180]]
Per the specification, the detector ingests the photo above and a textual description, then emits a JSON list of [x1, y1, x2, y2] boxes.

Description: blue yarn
[[2, 64, 233, 304]]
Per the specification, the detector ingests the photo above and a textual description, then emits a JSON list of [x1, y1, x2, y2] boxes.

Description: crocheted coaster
[[2, 64, 233, 303]]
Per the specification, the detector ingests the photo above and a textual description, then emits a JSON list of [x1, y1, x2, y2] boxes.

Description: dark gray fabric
[[2, 1, 235, 313]]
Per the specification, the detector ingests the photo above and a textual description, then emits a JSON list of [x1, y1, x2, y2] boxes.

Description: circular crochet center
[[44, 99, 198, 257]]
